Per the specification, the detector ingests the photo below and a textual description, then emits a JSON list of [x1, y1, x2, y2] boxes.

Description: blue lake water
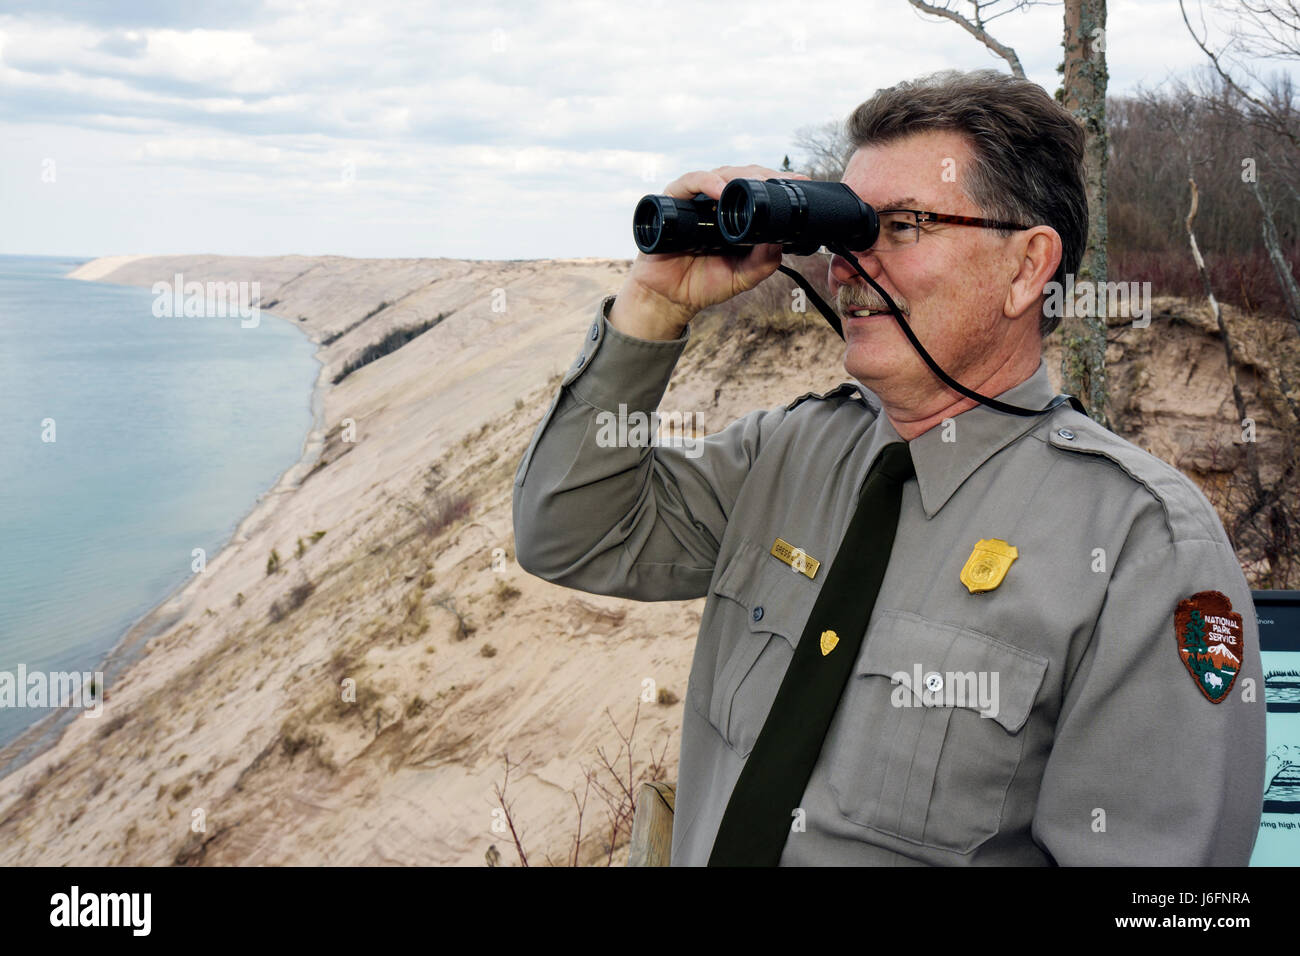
[[0, 254, 319, 750]]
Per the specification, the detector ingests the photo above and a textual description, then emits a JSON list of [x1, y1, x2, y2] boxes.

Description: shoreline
[[0, 288, 332, 780], [0, 251, 708, 866]]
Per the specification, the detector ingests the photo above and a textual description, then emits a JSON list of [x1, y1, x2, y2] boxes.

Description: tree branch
[[906, 0, 1028, 76], [1179, 0, 1300, 147]]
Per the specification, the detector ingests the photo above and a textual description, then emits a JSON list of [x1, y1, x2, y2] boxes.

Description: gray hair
[[845, 70, 1088, 337]]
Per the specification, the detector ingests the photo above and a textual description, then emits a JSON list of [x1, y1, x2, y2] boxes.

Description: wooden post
[[626, 781, 676, 867]]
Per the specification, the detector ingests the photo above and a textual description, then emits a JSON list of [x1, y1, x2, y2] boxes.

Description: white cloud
[[135, 137, 284, 163], [0, 0, 1295, 259]]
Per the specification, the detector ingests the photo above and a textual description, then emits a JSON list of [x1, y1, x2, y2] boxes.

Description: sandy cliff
[[0, 254, 1286, 865]]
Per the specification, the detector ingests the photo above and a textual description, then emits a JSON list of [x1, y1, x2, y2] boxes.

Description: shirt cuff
[[564, 294, 691, 413]]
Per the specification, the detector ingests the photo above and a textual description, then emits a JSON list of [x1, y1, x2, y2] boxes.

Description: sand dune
[[0, 254, 786, 866]]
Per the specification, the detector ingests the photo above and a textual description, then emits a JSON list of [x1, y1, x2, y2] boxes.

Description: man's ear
[[1003, 226, 1062, 320]]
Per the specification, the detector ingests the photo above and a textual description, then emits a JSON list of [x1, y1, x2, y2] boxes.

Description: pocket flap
[[856, 610, 1048, 733], [711, 537, 818, 648]]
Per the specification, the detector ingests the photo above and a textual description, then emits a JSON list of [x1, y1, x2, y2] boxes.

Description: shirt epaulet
[[785, 383, 868, 412], [1045, 412, 1223, 544]]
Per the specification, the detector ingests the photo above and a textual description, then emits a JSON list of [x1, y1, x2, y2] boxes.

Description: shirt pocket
[[826, 609, 1049, 854], [700, 536, 820, 758]]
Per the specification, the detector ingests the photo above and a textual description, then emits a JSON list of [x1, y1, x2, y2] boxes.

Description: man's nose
[[828, 248, 880, 293]]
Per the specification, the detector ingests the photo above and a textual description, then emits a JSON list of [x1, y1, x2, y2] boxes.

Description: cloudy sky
[[0, 0, 1283, 260]]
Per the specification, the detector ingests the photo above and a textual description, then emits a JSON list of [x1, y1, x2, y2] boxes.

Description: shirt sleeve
[[512, 295, 789, 602], [1030, 531, 1267, 865]]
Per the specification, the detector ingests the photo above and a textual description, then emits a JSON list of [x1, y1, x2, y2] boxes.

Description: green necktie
[[708, 440, 915, 866]]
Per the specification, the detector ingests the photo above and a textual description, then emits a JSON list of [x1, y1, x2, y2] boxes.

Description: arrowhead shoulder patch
[[1175, 590, 1243, 703]]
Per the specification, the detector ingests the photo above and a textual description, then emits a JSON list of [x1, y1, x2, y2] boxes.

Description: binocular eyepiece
[[633, 178, 879, 258]]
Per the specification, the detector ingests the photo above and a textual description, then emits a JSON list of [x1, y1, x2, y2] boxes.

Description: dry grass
[[491, 701, 671, 867]]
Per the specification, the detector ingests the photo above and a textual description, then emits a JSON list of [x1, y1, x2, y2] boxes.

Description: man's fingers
[[663, 165, 814, 200], [750, 243, 784, 271], [712, 164, 810, 182], [664, 170, 727, 200]]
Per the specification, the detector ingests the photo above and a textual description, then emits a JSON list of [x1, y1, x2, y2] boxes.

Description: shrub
[[269, 579, 317, 623], [434, 594, 475, 641], [319, 303, 389, 346], [332, 311, 449, 384], [398, 490, 472, 540], [280, 724, 322, 760], [362, 300, 390, 321], [1109, 246, 1300, 317]]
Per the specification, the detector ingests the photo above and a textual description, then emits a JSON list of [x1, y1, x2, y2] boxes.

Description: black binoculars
[[633, 178, 879, 258]]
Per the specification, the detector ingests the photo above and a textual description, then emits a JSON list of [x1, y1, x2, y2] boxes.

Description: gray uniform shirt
[[512, 294, 1266, 866]]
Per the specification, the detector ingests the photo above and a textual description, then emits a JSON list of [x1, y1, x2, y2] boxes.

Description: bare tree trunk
[[1061, 0, 1110, 425], [1248, 177, 1300, 336], [1247, 176, 1300, 561], [1186, 176, 1269, 524]]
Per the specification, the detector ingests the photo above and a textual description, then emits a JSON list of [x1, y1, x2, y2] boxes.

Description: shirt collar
[[856, 360, 1058, 519]]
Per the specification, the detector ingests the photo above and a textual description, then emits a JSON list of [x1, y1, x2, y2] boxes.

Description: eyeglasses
[[867, 208, 1031, 252]]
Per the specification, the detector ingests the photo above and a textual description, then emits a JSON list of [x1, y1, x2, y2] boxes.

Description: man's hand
[[608, 165, 811, 341]]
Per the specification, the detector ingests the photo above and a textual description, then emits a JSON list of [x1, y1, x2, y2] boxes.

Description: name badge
[[771, 537, 820, 580]]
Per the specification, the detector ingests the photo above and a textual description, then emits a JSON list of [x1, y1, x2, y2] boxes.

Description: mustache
[[836, 286, 908, 316]]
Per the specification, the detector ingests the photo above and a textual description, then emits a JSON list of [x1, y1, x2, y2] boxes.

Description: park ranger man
[[512, 70, 1266, 865]]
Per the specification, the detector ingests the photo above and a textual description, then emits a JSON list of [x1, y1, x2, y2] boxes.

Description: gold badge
[[771, 537, 821, 580], [960, 538, 1018, 593], [819, 630, 839, 656]]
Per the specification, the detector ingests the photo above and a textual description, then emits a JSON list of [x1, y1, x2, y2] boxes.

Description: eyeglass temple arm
[[912, 212, 1030, 231], [774, 245, 1086, 419]]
